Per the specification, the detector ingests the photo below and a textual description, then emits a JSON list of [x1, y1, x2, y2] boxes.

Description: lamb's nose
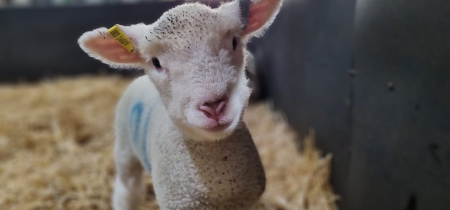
[[199, 99, 227, 121]]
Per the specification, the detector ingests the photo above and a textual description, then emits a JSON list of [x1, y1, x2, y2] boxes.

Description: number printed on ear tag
[[108, 24, 135, 53]]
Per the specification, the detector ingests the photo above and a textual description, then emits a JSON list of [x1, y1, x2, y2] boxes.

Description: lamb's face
[[137, 4, 250, 141], [78, 0, 282, 141]]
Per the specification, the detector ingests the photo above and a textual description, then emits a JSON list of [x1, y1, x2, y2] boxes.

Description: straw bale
[[0, 76, 338, 210]]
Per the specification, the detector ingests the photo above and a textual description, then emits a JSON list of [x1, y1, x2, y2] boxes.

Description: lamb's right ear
[[78, 24, 148, 69]]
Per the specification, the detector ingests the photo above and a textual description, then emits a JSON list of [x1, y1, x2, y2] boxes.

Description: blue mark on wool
[[129, 101, 154, 173], [129, 102, 144, 144], [141, 106, 154, 172]]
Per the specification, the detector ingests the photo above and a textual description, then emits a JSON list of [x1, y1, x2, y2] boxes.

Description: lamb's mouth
[[205, 122, 231, 132]]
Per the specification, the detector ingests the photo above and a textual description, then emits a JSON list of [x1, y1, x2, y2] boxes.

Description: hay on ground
[[0, 76, 338, 210]]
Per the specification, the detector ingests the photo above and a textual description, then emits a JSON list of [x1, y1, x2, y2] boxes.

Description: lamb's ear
[[241, 0, 282, 37], [78, 24, 147, 69]]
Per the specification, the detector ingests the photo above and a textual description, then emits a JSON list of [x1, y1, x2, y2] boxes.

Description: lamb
[[77, 0, 282, 209]]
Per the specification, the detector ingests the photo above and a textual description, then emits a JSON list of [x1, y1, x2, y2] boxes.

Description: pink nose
[[199, 99, 227, 121]]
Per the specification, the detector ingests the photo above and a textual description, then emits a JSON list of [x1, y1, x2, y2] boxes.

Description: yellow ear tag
[[108, 24, 135, 53]]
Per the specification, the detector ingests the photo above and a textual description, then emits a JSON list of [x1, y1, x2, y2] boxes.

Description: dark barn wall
[[248, 0, 357, 208], [348, 0, 450, 209], [250, 0, 450, 210], [0, 2, 201, 82]]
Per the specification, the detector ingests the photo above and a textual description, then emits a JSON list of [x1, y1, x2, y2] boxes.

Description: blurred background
[[1, 0, 450, 210]]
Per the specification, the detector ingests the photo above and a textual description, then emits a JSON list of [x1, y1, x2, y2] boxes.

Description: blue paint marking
[[128, 101, 154, 173], [141, 106, 154, 172], [129, 102, 144, 144]]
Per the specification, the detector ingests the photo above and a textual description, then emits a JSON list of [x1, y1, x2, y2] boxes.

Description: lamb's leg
[[112, 136, 145, 210]]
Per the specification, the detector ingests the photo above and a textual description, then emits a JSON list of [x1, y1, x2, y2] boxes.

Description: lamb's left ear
[[240, 0, 283, 38], [78, 24, 148, 69]]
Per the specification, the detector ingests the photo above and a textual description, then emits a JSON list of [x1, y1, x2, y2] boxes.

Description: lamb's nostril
[[199, 99, 227, 121], [199, 105, 218, 120], [215, 101, 226, 115]]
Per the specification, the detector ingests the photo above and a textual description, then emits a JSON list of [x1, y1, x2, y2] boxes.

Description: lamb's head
[[78, 0, 282, 141]]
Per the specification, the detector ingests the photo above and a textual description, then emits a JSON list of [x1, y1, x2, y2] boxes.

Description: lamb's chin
[[179, 120, 236, 141], [186, 128, 229, 142]]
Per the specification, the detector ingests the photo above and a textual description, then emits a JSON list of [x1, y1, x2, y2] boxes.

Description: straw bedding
[[0, 76, 338, 210]]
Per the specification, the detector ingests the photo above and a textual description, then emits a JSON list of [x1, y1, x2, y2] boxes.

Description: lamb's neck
[[182, 123, 251, 156]]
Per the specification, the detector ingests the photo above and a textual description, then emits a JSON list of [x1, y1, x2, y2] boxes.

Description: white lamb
[[77, 0, 282, 209]]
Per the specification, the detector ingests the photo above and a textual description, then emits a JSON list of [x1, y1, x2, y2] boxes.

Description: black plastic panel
[[347, 0, 450, 209]]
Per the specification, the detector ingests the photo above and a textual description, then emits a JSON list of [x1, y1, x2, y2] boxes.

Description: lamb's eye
[[232, 37, 238, 50], [152, 58, 162, 69]]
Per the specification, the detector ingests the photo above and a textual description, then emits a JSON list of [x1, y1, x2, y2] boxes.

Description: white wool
[[77, 0, 282, 209]]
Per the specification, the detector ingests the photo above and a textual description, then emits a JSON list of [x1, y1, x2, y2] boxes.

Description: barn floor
[[0, 76, 338, 210]]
